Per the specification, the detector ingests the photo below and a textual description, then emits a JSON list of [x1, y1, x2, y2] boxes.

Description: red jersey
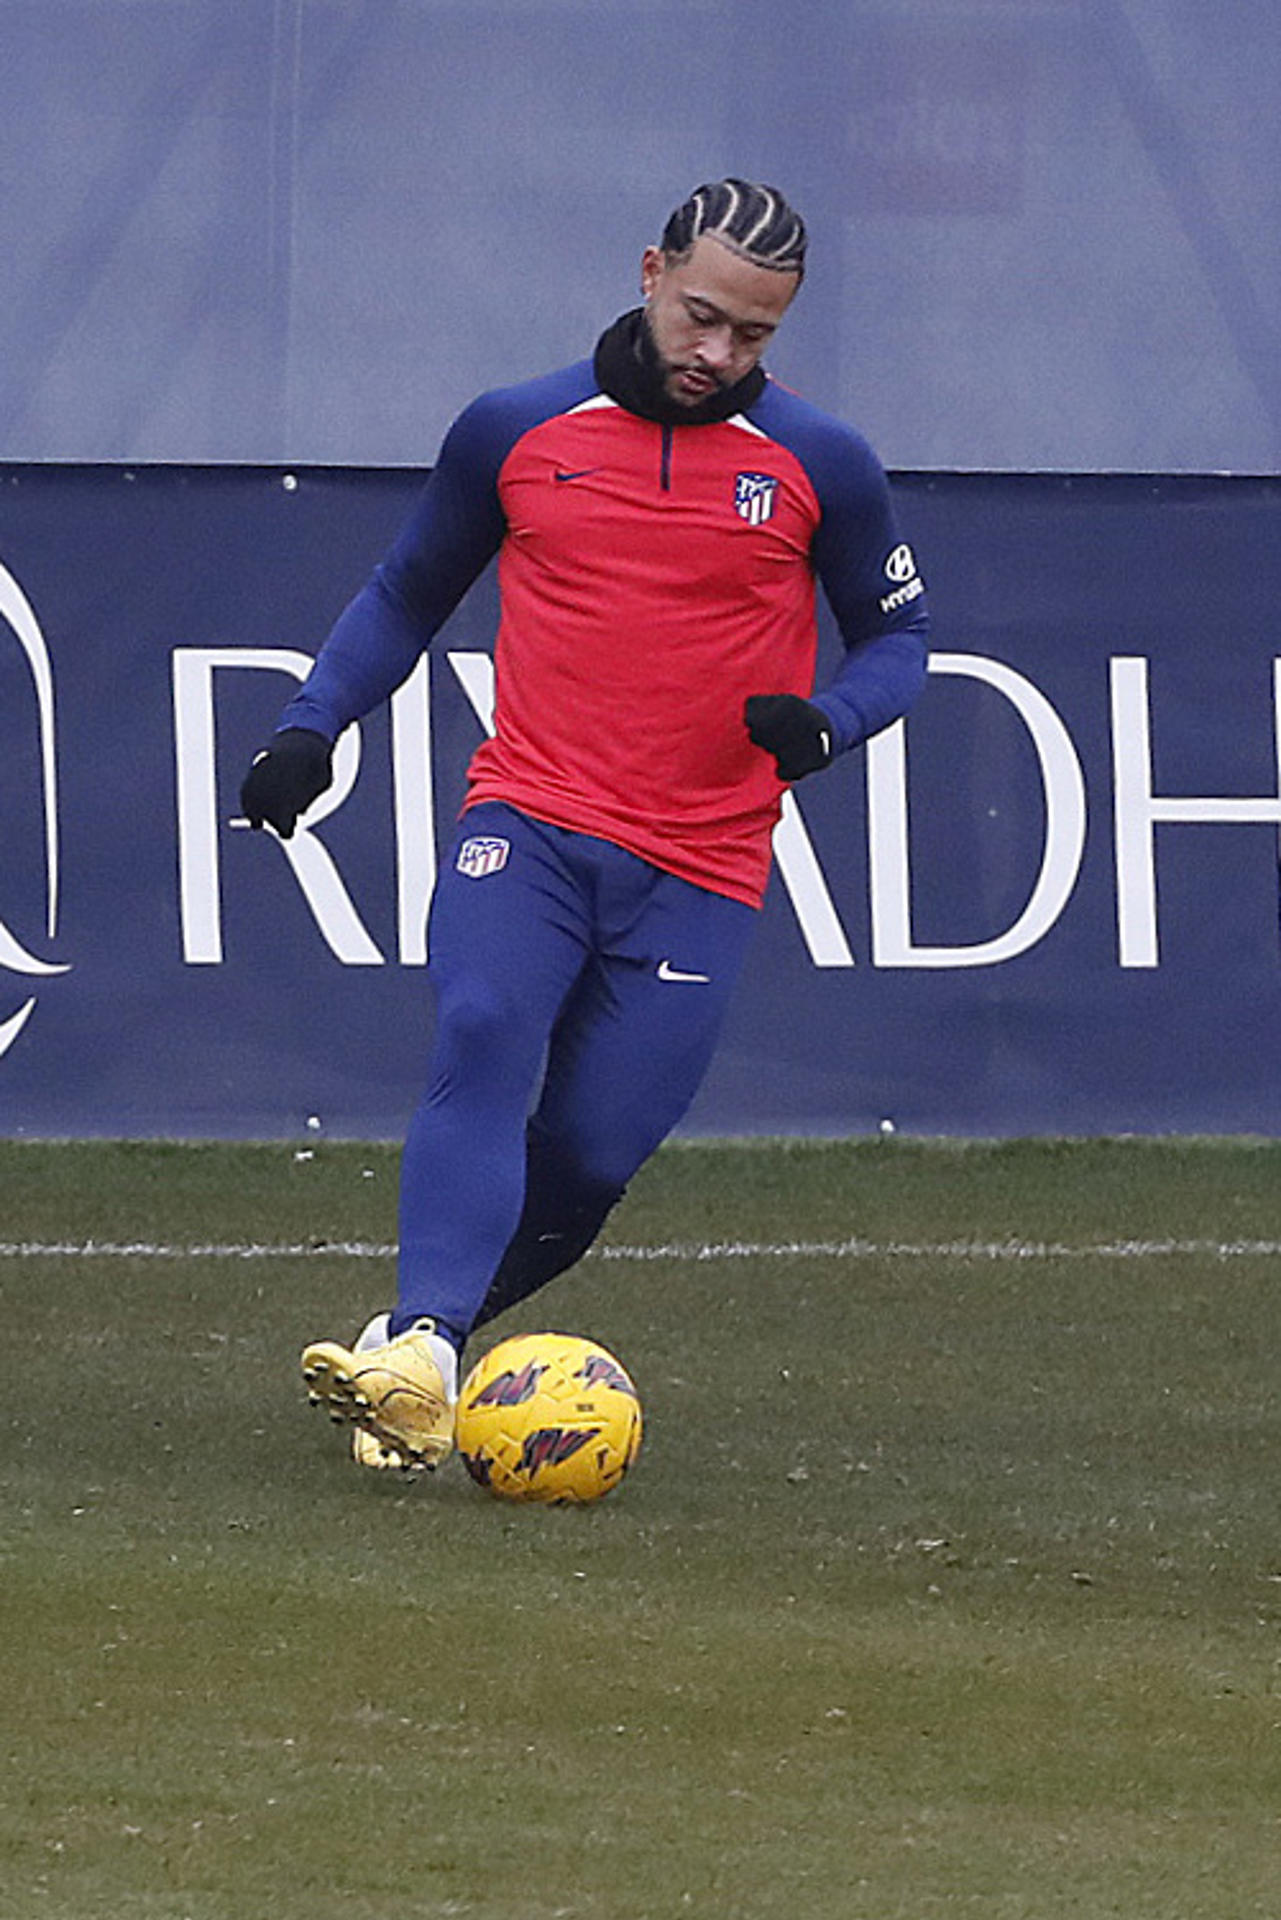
[[281, 346, 928, 907]]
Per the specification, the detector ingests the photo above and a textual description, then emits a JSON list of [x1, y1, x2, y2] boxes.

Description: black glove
[[239, 728, 334, 838], [744, 694, 833, 781]]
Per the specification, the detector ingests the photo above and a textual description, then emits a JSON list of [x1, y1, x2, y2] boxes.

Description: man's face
[[640, 234, 800, 407]]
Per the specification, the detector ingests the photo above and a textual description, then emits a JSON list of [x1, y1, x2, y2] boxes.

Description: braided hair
[[660, 179, 807, 278]]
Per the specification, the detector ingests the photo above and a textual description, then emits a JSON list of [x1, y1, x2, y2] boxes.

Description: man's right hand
[[239, 728, 334, 838]]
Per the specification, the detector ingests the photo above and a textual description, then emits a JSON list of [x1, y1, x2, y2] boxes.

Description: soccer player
[[240, 179, 930, 1472]]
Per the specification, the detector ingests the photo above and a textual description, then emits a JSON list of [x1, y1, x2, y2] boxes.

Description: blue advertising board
[[2, 465, 1280, 1138]]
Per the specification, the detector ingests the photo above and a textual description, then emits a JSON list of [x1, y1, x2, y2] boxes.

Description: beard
[[593, 310, 766, 427], [639, 312, 726, 406]]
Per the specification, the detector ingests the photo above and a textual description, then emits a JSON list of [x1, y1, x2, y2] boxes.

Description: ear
[[640, 246, 665, 301]]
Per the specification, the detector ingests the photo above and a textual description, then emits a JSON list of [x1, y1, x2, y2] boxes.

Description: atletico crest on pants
[[456, 835, 511, 879]]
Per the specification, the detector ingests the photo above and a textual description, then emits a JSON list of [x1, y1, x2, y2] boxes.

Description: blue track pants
[[392, 803, 757, 1343]]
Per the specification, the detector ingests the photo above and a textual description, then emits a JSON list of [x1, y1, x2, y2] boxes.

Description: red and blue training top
[[280, 350, 930, 908]]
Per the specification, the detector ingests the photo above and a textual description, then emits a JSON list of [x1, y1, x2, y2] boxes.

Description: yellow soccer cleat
[[350, 1426, 421, 1473], [345, 1315, 427, 1473], [302, 1315, 457, 1471]]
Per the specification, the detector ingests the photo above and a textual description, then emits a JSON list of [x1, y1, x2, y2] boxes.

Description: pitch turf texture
[[4, 1138, 1280, 1919]]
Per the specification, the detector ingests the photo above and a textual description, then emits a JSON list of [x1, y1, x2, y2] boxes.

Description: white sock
[[354, 1312, 391, 1352], [419, 1326, 459, 1402]]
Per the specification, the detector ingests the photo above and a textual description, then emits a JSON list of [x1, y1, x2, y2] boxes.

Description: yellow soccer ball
[[456, 1331, 643, 1504]]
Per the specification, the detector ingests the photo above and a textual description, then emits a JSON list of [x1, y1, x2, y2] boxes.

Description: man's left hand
[[744, 694, 833, 781]]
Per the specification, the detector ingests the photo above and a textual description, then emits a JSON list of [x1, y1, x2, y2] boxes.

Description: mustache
[[638, 312, 726, 388], [669, 360, 726, 387]]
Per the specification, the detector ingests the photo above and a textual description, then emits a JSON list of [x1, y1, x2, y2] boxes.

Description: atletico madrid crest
[[456, 835, 510, 879], [734, 471, 779, 525]]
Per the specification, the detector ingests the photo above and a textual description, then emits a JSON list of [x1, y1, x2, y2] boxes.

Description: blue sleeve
[[754, 387, 930, 752], [276, 395, 512, 738]]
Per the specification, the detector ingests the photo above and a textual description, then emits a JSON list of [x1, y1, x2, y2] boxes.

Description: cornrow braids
[[661, 178, 807, 278]]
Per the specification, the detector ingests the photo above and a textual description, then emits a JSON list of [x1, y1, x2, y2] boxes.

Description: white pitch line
[[600, 1237, 1281, 1261], [2, 1237, 1280, 1262], [0, 1240, 397, 1260]]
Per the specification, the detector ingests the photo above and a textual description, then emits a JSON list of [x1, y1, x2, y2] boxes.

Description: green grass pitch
[[3, 1135, 1281, 1918]]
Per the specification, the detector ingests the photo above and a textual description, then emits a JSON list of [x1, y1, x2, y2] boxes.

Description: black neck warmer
[[593, 307, 767, 426]]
